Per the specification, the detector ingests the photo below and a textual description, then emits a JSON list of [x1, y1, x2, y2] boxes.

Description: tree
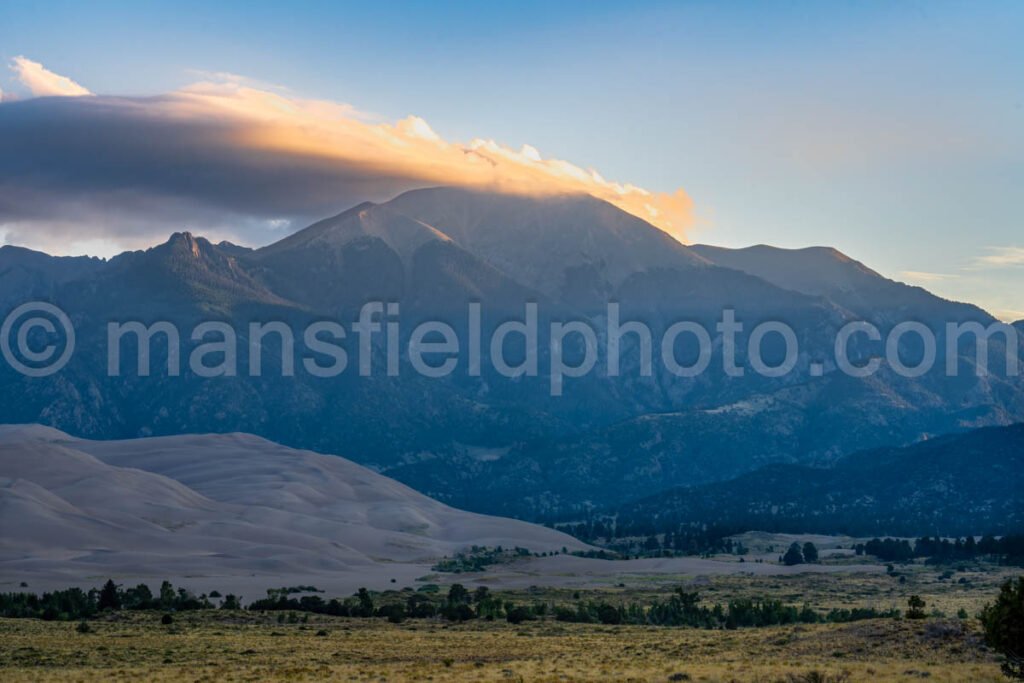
[[597, 603, 622, 625], [802, 542, 819, 563], [123, 584, 154, 610], [981, 577, 1024, 679], [783, 543, 804, 566], [355, 588, 374, 617], [906, 595, 927, 619], [406, 593, 436, 619], [159, 580, 176, 609], [443, 603, 476, 622], [220, 594, 242, 610], [97, 580, 121, 611], [446, 584, 470, 605]]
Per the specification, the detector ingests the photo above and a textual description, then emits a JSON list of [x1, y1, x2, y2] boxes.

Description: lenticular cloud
[[0, 61, 695, 254]]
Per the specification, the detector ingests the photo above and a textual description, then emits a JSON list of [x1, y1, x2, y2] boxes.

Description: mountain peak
[[691, 243, 882, 297], [256, 200, 449, 267], [167, 231, 204, 257], [378, 186, 707, 298]]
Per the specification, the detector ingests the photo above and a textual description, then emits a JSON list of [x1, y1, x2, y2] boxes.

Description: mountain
[[385, 368, 1022, 517], [383, 187, 708, 307], [691, 243, 988, 322], [246, 199, 545, 315], [0, 186, 1021, 522], [613, 423, 1024, 537], [0, 424, 585, 592], [691, 244, 882, 298], [91, 232, 293, 314], [0, 246, 104, 310]]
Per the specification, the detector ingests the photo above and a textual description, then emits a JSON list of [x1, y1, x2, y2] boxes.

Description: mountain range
[[613, 422, 1024, 537], [1, 186, 1021, 523]]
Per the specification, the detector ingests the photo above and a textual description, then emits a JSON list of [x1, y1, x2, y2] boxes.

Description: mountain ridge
[[612, 422, 1024, 537], [0, 186, 1021, 522]]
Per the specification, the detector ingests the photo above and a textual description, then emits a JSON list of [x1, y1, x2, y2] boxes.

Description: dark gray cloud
[[0, 81, 694, 256], [0, 95, 424, 253]]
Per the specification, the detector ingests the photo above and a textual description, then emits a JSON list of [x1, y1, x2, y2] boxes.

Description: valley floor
[[3, 556, 1018, 681], [0, 612, 1002, 682]]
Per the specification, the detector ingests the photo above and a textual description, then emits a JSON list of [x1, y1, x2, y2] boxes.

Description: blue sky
[[1, 1, 1022, 319]]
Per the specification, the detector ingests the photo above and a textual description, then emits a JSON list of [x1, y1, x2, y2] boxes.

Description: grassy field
[[0, 611, 1003, 682], [1, 564, 1016, 682]]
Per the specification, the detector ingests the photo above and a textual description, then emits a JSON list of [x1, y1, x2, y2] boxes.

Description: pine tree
[[981, 577, 1024, 679], [783, 542, 804, 566], [97, 580, 121, 611], [802, 542, 819, 563], [907, 595, 927, 619]]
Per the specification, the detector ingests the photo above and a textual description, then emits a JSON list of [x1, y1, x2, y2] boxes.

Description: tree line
[[1, 580, 899, 630], [856, 535, 1024, 564], [0, 580, 236, 621]]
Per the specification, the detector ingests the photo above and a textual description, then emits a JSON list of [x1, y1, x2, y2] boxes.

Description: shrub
[[597, 603, 622, 625], [506, 606, 534, 624], [906, 596, 926, 620]]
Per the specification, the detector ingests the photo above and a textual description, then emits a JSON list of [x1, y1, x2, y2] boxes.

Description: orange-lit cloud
[[10, 56, 92, 97], [899, 270, 958, 284], [170, 80, 696, 240], [973, 247, 1024, 268], [0, 61, 696, 255]]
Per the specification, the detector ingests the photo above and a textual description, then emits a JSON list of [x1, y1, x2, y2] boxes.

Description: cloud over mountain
[[0, 60, 695, 256], [9, 56, 92, 97]]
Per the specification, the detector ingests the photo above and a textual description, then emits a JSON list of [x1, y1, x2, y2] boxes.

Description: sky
[[0, 0, 1022, 320]]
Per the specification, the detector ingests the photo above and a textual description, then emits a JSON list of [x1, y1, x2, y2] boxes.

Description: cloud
[[9, 56, 92, 97], [0, 62, 695, 256], [899, 270, 958, 284], [994, 308, 1024, 323], [973, 246, 1024, 268]]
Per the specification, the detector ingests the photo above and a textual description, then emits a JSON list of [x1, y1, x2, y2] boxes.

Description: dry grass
[[0, 611, 1002, 682], [1, 566, 1014, 682]]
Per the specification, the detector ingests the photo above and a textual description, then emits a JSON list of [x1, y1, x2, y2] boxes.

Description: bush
[[377, 604, 406, 623], [597, 603, 622, 625], [906, 595, 927, 620], [443, 603, 476, 622], [506, 606, 534, 624], [160, 613, 174, 625]]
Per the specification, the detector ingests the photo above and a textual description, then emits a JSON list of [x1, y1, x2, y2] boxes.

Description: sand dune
[[0, 425, 884, 596], [0, 425, 584, 592]]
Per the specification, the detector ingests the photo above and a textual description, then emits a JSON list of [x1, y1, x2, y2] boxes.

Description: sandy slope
[[0, 425, 883, 595], [0, 425, 583, 592]]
